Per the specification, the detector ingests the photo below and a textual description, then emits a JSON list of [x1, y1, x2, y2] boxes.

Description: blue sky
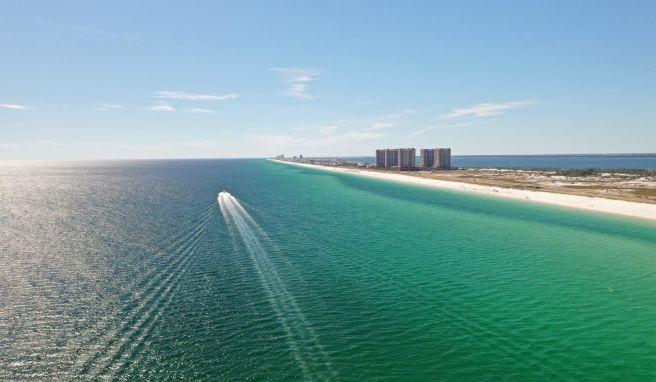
[[1, 0, 655, 159]]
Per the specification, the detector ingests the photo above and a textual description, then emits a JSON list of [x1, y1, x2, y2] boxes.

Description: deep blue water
[[453, 154, 656, 169], [326, 154, 656, 170]]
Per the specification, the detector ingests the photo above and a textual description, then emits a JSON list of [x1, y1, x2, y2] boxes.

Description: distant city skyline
[[1, 1, 655, 160]]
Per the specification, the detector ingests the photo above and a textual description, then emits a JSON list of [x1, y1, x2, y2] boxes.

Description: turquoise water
[[1, 159, 655, 380]]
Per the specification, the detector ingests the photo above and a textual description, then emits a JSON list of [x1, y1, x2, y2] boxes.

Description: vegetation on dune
[[552, 168, 656, 177], [554, 168, 597, 177]]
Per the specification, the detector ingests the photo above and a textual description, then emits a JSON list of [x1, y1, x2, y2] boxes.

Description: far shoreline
[[270, 159, 656, 222]]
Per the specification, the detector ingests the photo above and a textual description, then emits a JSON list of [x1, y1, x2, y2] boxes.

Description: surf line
[[218, 192, 335, 381]]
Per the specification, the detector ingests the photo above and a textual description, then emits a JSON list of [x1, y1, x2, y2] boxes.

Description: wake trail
[[218, 192, 336, 381], [75, 204, 214, 378]]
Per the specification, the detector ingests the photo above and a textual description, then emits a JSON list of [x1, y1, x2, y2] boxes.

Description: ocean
[[1, 159, 656, 381], [331, 154, 656, 169]]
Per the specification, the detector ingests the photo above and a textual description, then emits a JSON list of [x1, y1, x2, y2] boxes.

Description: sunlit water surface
[[1, 159, 655, 381]]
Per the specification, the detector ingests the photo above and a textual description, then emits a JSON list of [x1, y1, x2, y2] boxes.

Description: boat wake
[[74, 203, 215, 380], [218, 192, 335, 381]]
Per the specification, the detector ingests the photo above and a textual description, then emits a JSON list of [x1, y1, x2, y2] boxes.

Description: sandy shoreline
[[271, 160, 656, 222]]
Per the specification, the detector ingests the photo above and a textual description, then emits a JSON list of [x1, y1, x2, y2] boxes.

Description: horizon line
[[1, 152, 656, 163]]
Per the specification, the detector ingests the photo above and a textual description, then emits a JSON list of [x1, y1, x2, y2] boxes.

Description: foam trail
[[218, 192, 335, 381]]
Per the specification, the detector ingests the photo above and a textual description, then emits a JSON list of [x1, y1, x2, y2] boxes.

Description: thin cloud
[[149, 104, 176, 112], [372, 109, 418, 121], [251, 134, 309, 147], [0, 104, 29, 110], [405, 119, 494, 139], [404, 125, 442, 138], [184, 108, 215, 114], [251, 130, 384, 149], [367, 122, 395, 131], [155, 91, 238, 101], [320, 131, 384, 144], [311, 109, 417, 133], [99, 103, 123, 109], [319, 125, 339, 135], [272, 67, 320, 99], [0, 143, 22, 149], [93, 103, 124, 111], [287, 83, 312, 99], [361, 109, 417, 130], [440, 101, 532, 119]]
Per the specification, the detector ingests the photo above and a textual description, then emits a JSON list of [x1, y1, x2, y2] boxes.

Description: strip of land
[[271, 160, 656, 222]]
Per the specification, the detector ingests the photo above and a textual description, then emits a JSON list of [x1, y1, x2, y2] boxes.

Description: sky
[[1, 0, 655, 160]]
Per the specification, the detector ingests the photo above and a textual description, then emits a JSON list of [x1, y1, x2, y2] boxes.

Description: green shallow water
[[1, 159, 655, 381]]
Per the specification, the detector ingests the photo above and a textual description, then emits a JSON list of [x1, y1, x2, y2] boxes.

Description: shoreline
[[270, 160, 656, 222]]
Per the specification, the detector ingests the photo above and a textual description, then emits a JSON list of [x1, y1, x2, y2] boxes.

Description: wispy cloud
[[319, 125, 339, 135], [287, 83, 312, 99], [272, 67, 320, 99], [279, 108, 418, 152], [251, 134, 308, 147], [440, 101, 532, 119], [366, 122, 395, 131], [92, 103, 124, 111], [155, 91, 238, 101], [0, 103, 29, 110], [252, 130, 384, 149], [374, 109, 418, 120], [184, 108, 215, 114], [251, 114, 389, 152], [303, 109, 417, 134], [320, 131, 384, 144], [149, 104, 176, 112], [404, 119, 494, 139], [362, 109, 418, 131], [404, 125, 442, 138]]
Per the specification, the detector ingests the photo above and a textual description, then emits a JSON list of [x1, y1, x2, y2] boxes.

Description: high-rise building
[[419, 149, 435, 168], [375, 149, 386, 167], [435, 148, 451, 169], [384, 149, 399, 168], [398, 148, 416, 170], [376, 147, 447, 170]]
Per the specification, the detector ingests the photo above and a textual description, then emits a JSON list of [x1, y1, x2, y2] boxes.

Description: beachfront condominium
[[375, 149, 386, 167], [376, 147, 439, 170], [376, 148, 415, 170], [435, 148, 451, 169], [419, 149, 435, 168], [398, 148, 416, 170], [384, 149, 399, 168]]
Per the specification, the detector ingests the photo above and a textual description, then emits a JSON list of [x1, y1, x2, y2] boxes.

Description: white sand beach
[[272, 160, 656, 222]]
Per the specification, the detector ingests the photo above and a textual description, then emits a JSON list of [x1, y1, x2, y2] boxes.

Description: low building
[[419, 149, 435, 168]]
